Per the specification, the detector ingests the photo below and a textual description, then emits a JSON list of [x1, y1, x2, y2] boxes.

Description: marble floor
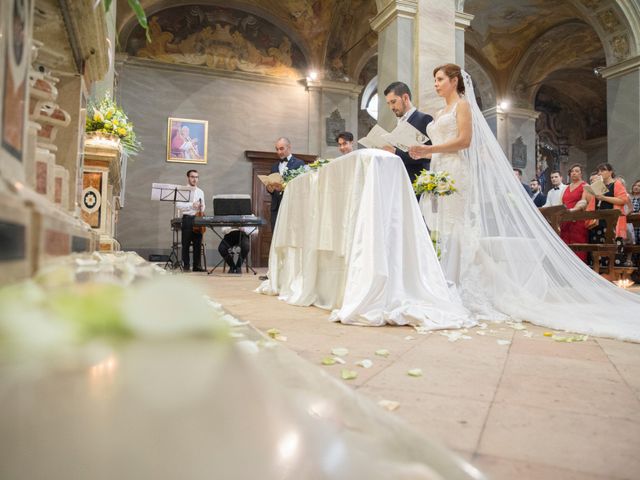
[[190, 268, 640, 480]]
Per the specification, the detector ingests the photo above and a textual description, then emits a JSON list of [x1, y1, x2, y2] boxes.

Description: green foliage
[[104, 0, 150, 42]]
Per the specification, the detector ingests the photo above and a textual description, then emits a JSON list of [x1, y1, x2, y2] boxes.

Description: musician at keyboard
[[218, 226, 259, 274], [207, 195, 265, 274]]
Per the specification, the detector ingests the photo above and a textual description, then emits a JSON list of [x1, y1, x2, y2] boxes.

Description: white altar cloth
[[257, 149, 473, 329]]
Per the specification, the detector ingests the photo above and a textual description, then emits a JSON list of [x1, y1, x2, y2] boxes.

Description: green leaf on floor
[[331, 347, 349, 357], [341, 369, 357, 380]]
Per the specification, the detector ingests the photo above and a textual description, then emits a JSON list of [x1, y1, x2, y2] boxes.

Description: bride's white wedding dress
[[421, 73, 640, 342]]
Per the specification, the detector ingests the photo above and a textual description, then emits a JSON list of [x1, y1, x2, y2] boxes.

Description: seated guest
[[530, 178, 546, 207], [218, 227, 257, 274], [336, 131, 355, 154], [560, 163, 590, 263], [513, 168, 532, 196], [544, 170, 567, 206], [588, 163, 629, 267], [630, 180, 640, 244]]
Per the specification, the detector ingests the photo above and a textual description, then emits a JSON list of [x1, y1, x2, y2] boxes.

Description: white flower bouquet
[[413, 170, 457, 196]]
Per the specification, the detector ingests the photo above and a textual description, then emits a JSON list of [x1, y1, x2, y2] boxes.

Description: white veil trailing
[[451, 70, 640, 341]]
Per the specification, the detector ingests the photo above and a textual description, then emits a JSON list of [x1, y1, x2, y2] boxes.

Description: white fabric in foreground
[[257, 149, 473, 330]]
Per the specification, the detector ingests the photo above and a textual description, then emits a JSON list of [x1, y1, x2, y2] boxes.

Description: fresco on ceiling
[[125, 6, 306, 78]]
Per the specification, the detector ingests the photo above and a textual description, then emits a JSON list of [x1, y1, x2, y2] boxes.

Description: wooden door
[[245, 151, 316, 267]]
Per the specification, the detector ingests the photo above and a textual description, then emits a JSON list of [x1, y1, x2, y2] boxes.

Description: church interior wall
[[115, 62, 311, 261], [607, 69, 640, 183]]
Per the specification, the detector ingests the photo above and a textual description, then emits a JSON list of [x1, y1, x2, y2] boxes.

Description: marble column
[[483, 106, 540, 181], [371, 0, 418, 130], [602, 56, 640, 183], [92, 0, 117, 100], [305, 79, 363, 157], [416, 0, 457, 116], [455, 9, 474, 68]]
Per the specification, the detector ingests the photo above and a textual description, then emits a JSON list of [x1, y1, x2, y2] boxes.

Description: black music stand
[[151, 183, 193, 271]]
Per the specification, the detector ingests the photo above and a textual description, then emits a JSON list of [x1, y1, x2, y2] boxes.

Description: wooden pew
[[559, 209, 620, 273], [623, 212, 640, 265], [539, 207, 621, 273], [538, 205, 567, 234]]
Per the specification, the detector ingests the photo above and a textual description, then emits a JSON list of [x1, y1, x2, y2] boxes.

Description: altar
[[257, 150, 472, 329]]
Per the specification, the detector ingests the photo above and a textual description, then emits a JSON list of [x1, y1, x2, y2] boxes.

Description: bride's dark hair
[[433, 63, 465, 95]]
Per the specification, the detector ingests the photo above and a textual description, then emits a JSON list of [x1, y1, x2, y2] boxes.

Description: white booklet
[[358, 123, 429, 152], [257, 172, 283, 188], [584, 179, 607, 196], [357, 125, 393, 149]]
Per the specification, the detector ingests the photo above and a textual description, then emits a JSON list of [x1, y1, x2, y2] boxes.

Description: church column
[[455, 2, 474, 68], [370, 0, 418, 130], [601, 56, 640, 182], [484, 107, 540, 181], [305, 80, 363, 157], [416, 0, 457, 115], [92, 2, 117, 100]]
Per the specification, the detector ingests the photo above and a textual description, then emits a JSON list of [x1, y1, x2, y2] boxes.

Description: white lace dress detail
[[421, 103, 508, 321]]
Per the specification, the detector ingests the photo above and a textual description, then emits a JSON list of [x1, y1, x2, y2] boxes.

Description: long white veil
[[452, 70, 640, 341]]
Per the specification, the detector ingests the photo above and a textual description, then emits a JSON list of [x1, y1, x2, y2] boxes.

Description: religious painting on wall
[[1, 0, 31, 169], [166, 117, 208, 164], [123, 6, 307, 79]]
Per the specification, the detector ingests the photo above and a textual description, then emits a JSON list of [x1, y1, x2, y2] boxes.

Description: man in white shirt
[[176, 169, 206, 272], [336, 131, 355, 155], [544, 170, 568, 207]]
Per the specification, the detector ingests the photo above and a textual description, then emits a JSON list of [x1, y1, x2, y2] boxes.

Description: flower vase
[[85, 131, 121, 149]]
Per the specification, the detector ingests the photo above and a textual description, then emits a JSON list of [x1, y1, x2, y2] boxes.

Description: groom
[[382, 81, 433, 183]]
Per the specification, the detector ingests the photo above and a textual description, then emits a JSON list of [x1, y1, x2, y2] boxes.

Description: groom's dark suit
[[270, 155, 305, 231], [394, 110, 433, 183]]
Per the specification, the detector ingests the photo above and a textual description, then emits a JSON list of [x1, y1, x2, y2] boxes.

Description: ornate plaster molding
[[370, 0, 418, 33], [455, 11, 474, 31], [600, 54, 640, 78]]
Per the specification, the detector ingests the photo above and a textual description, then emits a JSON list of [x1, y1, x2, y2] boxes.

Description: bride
[[409, 63, 640, 342]]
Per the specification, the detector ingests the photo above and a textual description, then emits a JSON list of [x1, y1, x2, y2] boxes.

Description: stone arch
[[568, 0, 640, 65], [509, 20, 605, 108], [464, 54, 497, 111]]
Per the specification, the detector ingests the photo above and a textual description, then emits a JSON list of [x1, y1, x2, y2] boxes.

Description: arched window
[[361, 75, 378, 121]]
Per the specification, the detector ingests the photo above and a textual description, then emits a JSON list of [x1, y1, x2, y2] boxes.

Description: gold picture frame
[[166, 117, 208, 164]]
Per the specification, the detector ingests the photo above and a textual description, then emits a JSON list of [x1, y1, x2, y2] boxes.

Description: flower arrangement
[[86, 94, 142, 156], [282, 165, 309, 188], [413, 169, 457, 196], [308, 158, 331, 170]]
